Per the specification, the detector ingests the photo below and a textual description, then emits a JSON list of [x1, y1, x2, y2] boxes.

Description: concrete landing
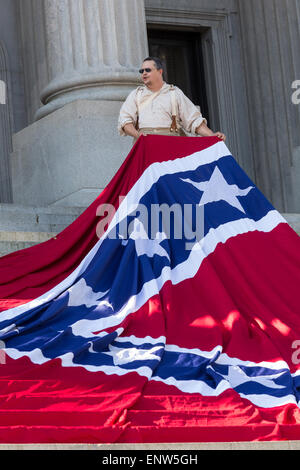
[[0, 203, 85, 232], [0, 441, 299, 450]]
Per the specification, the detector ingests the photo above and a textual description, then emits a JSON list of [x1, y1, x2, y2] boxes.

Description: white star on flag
[[104, 344, 163, 366], [223, 365, 285, 390], [67, 278, 111, 309], [181, 166, 253, 213], [128, 219, 170, 260]]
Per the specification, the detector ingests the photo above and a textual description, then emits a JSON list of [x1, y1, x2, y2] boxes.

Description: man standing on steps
[[118, 56, 226, 142]]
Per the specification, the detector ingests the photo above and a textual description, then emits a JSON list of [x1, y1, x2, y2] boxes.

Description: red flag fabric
[[0, 135, 300, 443]]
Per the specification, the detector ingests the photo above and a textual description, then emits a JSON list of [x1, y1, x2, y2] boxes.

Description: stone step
[[0, 231, 56, 257], [0, 441, 298, 450], [0, 204, 86, 257], [0, 203, 85, 233], [0, 208, 299, 258], [0, 204, 299, 234], [283, 213, 300, 235]]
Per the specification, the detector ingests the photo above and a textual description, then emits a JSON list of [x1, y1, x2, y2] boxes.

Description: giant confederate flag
[[0, 135, 300, 443]]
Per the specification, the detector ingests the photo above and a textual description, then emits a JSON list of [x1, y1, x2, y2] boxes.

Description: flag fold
[[0, 135, 300, 443]]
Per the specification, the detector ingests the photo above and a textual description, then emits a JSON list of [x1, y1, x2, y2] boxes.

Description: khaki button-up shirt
[[118, 82, 207, 136]]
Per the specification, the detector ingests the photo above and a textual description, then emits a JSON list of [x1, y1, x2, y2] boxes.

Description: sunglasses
[[139, 68, 153, 74]]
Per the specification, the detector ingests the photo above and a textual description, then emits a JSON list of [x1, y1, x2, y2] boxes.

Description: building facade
[[0, 0, 300, 213]]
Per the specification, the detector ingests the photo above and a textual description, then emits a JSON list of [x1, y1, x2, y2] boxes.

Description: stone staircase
[[0, 204, 85, 257], [0, 204, 299, 258]]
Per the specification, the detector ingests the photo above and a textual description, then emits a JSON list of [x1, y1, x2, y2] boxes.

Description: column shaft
[[238, 0, 300, 212], [20, 0, 148, 121]]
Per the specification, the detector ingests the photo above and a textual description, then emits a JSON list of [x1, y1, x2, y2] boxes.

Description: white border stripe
[[3, 339, 297, 408], [107, 141, 231, 236], [150, 375, 297, 408], [150, 375, 231, 396], [217, 352, 289, 371], [3, 347, 154, 379], [165, 344, 222, 359], [71, 210, 285, 337]]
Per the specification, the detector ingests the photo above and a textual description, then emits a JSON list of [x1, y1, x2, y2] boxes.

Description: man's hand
[[213, 131, 226, 141], [196, 121, 226, 141], [123, 122, 139, 139], [122, 123, 148, 139], [138, 130, 147, 137]]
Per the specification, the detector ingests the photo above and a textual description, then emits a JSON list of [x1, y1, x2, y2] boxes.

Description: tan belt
[[138, 127, 181, 136], [133, 127, 184, 145]]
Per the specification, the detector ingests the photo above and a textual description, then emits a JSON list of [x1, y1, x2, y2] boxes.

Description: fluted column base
[[35, 70, 140, 120]]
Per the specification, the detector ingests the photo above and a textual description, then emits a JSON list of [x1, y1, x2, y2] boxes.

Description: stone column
[[11, 0, 149, 207], [238, 0, 300, 213], [20, 0, 148, 121], [0, 42, 13, 203]]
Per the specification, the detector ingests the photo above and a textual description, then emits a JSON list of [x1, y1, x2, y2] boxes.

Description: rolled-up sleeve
[[118, 89, 138, 136], [176, 88, 207, 135]]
